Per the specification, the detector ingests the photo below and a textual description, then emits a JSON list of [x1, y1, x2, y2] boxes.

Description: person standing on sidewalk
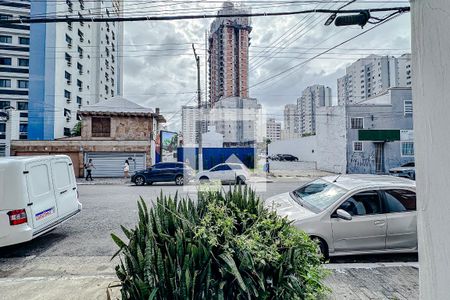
[[85, 159, 95, 181], [123, 160, 130, 178]]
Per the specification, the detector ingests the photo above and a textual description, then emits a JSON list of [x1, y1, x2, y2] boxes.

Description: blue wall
[[28, 0, 56, 140], [177, 147, 255, 170]]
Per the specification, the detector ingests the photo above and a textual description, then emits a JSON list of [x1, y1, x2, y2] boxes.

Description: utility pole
[[192, 43, 203, 171]]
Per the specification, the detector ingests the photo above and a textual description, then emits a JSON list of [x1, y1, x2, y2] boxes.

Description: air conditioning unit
[[67, 61, 72, 67], [79, 70, 83, 75], [79, 54, 83, 59], [78, 87, 83, 92], [66, 98, 71, 103], [67, 80, 71, 85], [68, 43, 72, 48], [66, 116, 71, 122]]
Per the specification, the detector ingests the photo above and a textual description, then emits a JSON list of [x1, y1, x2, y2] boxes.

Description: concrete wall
[[411, 1, 450, 298], [81, 115, 153, 141], [316, 105, 347, 173], [268, 136, 317, 162]]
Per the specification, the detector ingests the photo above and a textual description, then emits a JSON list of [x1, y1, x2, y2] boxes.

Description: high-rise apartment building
[[297, 85, 332, 136], [0, 0, 30, 156], [266, 118, 281, 142], [208, 2, 251, 106], [337, 54, 412, 105], [283, 104, 298, 137], [28, 0, 123, 140]]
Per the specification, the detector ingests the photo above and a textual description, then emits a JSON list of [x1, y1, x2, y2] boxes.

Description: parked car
[[196, 163, 250, 184], [265, 174, 417, 258], [131, 162, 194, 186], [0, 155, 82, 247], [389, 162, 415, 180], [278, 154, 299, 162]]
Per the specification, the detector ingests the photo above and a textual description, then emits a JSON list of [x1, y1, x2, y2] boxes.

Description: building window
[[0, 35, 12, 43], [404, 100, 413, 116], [0, 57, 11, 65], [401, 142, 414, 157], [66, 34, 72, 47], [78, 29, 84, 42], [350, 117, 364, 129], [65, 53, 72, 65], [65, 71, 72, 82], [0, 101, 10, 109], [19, 123, 28, 140], [0, 79, 11, 88], [64, 89, 71, 100], [0, 123, 5, 139], [353, 141, 363, 152], [77, 79, 83, 91], [91, 117, 111, 137], [78, 46, 83, 58], [17, 80, 28, 89], [17, 101, 28, 110], [64, 127, 71, 137], [19, 37, 29, 45], [18, 58, 29, 67], [0, 14, 13, 20], [77, 62, 83, 74], [77, 96, 82, 105]]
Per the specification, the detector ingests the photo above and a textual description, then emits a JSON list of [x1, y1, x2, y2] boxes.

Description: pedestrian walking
[[85, 159, 95, 181], [124, 160, 130, 178]]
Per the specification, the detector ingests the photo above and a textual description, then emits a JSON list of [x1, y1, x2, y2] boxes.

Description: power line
[[0, 7, 411, 24]]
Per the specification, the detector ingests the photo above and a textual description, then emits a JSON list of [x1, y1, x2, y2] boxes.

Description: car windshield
[[291, 179, 348, 213]]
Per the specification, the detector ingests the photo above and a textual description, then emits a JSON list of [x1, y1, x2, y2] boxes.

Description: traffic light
[[335, 11, 370, 28]]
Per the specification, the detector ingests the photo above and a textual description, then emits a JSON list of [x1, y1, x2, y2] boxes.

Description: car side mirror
[[336, 209, 352, 221]]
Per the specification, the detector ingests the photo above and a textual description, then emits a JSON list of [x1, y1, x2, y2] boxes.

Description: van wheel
[[175, 175, 184, 186], [134, 176, 145, 186], [199, 176, 209, 184], [312, 237, 329, 260]]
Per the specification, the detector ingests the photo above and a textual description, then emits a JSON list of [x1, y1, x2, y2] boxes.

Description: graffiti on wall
[[348, 151, 375, 173]]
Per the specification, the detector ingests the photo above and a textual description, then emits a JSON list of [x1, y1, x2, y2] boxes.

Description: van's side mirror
[[336, 209, 352, 221]]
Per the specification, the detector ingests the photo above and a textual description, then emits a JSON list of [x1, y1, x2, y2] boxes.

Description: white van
[[0, 155, 82, 247]]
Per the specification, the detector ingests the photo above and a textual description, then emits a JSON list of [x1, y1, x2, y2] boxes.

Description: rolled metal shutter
[[85, 152, 146, 178]]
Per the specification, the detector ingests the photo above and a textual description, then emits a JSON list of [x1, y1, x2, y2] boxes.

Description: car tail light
[[7, 209, 27, 226]]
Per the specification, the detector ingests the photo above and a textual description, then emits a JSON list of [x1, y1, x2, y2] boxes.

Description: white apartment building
[[182, 97, 263, 147], [297, 85, 332, 136], [337, 54, 412, 105], [0, 0, 30, 156], [28, 0, 123, 140], [266, 118, 281, 141], [283, 104, 299, 138]]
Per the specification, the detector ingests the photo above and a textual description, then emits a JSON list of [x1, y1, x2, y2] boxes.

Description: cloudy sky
[[121, 0, 411, 130]]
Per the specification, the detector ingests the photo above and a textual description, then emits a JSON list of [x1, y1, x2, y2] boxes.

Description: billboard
[[160, 130, 178, 162]]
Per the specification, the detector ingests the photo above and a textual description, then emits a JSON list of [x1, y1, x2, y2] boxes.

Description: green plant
[[71, 121, 81, 136], [112, 188, 329, 300]]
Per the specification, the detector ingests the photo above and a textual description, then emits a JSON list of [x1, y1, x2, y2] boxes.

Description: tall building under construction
[[208, 2, 252, 106]]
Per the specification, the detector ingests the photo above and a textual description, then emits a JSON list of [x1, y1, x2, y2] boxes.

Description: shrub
[[112, 188, 328, 299]]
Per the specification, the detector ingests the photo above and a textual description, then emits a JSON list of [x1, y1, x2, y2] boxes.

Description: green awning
[[358, 130, 400, 142]]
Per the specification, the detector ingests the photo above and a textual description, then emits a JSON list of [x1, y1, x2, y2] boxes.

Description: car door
[[381, 189, 417, 250], [25, 160, 59, 229], [51, 158, 78, 218], [218, 164, 235, 183], [331, 190, 387, 253], [148, 164, 166, 182]]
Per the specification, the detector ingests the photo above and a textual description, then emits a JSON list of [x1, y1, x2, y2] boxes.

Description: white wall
[[411, 1, 450, 298], [269, 136, 317, 162], [316, 106, 347, 174]]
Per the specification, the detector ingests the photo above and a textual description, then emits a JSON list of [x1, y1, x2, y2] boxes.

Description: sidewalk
[[0, 256, 419, 300], [77, 177, 274, 185]]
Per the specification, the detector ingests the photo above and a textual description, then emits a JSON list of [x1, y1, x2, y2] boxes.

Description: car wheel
[[134, 176, 146, 186], [199, 176, 209, 184], [175, 175, 184, 186], [236, 176, 246, 185], [312, 237, 329, 260]]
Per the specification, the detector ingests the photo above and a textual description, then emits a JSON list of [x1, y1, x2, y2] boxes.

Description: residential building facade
[[0, 0, 30, 156], [337, 54, 412, 105], [297, 84, 331, 136], [346, 87, 414, 174], [283, 104, 298, 138], [28, 0, 124, 140], [208, 2, 251, 106], [266, 117, 281, 141]]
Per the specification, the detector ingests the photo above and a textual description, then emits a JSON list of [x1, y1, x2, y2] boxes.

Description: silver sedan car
[[265, 174, 417, 258]]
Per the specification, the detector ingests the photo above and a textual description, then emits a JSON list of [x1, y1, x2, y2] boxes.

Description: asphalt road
[[0, 180, 417, 264]]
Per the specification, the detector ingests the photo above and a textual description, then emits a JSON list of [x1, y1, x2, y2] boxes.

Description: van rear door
[[26, 161, 58, 229], [51, 158, 79, 218]]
